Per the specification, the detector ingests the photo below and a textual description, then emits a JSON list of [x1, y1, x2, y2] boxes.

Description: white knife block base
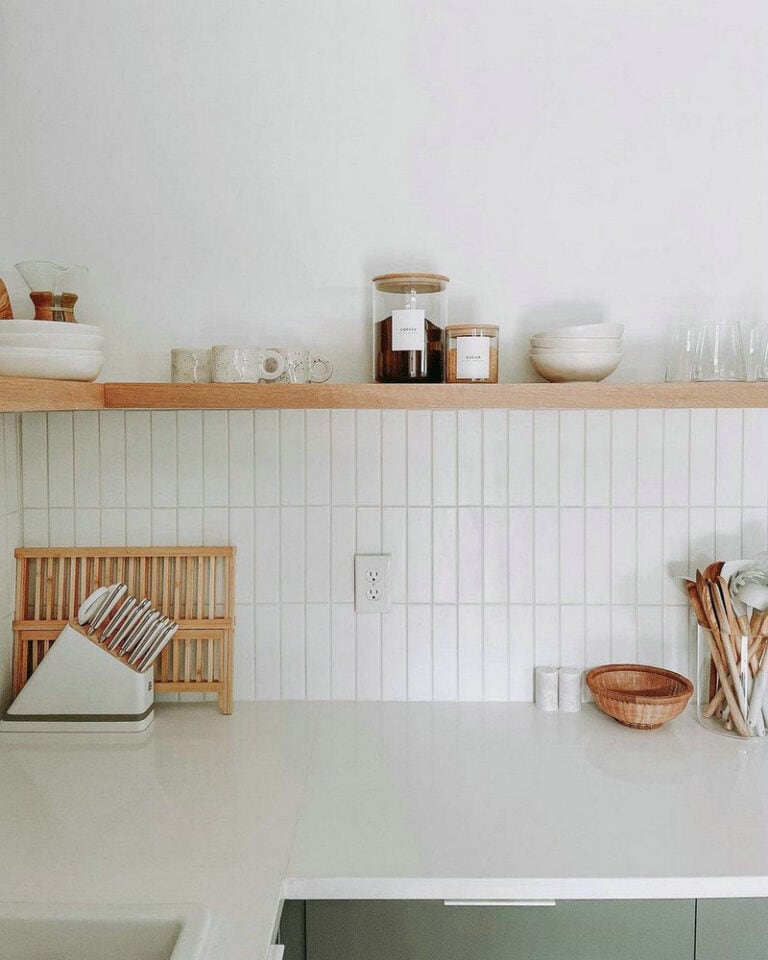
[[1, 623, 154, 734]]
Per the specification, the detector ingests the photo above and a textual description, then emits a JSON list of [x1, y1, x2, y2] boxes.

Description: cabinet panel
[[696, 899, 768, 960], [305, 899, 694, 960]]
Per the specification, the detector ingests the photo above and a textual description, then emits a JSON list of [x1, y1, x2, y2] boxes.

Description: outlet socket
[[354, 554, 392, 613]]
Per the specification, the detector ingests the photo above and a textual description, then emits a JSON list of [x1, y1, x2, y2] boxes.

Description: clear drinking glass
[[693, 322, 746, 381], [746, 325, 768, 381], [665, 324, 702, 382]]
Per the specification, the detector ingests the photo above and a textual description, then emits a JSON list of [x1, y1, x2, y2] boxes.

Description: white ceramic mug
[[211, 345, 285, 383], [171, 349, 211, 383], [271, 348, 333, 383]]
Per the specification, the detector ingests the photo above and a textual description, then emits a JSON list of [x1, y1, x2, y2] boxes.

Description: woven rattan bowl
[[586, 664, 693, 730]]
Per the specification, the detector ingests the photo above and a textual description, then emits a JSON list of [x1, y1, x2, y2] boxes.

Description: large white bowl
[[532, 322, 624, 339], [529, 351, 622, 382], [530, 336, 622, 351], [0, 319, 102, 336], [0, 347, 104, 381], [0, 331, 104, 351]]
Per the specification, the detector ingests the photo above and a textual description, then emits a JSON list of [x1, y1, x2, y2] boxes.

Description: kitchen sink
[[0, 903, 209, 960]]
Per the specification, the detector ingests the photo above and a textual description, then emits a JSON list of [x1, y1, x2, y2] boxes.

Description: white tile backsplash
[[6, 405, 768, 703]]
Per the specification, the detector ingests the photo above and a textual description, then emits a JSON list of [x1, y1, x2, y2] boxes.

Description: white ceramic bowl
[[529, 351, 622, 383], [0, 319, 102, 336], [530, 336, 622, 351], [531, 322, 624, 340], [0, 331, 104, 351], [0, 347, 104, 381]]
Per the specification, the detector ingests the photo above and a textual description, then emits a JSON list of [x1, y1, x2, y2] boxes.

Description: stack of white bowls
[[528, 322, 624, 382], [0, 320, 104, 381]]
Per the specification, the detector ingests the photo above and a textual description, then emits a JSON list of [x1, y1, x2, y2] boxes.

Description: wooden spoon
[[0, 280, 12, 319]]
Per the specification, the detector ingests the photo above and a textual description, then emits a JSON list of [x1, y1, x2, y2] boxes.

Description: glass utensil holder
[[697, 626, 768, 741]]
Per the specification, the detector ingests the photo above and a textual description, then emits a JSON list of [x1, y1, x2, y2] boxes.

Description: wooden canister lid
[[446, 324, 499, 337], [372, 273, 449, 294]]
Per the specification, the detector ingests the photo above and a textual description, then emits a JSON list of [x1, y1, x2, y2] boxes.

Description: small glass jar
[[373, 273, 447, 383], [697, 626, 768, 741], [445, 324, 499, 383]]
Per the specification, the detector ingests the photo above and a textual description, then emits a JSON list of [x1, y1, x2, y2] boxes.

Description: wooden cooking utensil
[[0, 280, 13, 319]]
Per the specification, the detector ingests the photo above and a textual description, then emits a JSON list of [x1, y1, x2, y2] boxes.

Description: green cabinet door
[[696, 899, 768, 960], [302, 899, 695, 960]]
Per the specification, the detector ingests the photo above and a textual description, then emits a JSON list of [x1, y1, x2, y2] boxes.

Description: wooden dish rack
[[12, 547, 235, 714]]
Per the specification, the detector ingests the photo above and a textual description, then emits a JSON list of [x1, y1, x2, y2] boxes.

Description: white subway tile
[[331, 506, 355, 602], [254, 410, 280, 505], [663, 409, 690, 506], [234, 603, 255, 700], [457, 411, 482, 505], [716, 408, 743, 506], [509, 604, 534, 700], [254, 507, 280, 603], [228, 410, 255, 507], [483, 507, 508, 603], [715, 507, 742, 561], [585, 508, 611, 604], [356, 410, 381, 505], [483, 606, 509, 701], [534, 508, 559, 603], [280, 507, 305, 602], [482, 409, 507, 505], [203, 506, 229, 545], [21, 413, 48, 509], [559, 605, 586, 670], [125, 412, 151, 509], [49, 508, 74, 545], [508, 410, 533, 506], [534, 410, 559, 506], [585, 606, 611, 669], [254, 603, 281, 699], [559, 508, 585, 604], [306, 603, 331, 699], [689, 409, 716, 506], [280, 409, 305, 505], [742, 508, 768, 558], [4, 415, 18, 510], [611, 410, 637, 506], [432, 507, 457, 604], [611, 605, 637, 661], [559, 411, 584, 507], [663, 507, 689, 604], [99, 411, 126, 509], [458, 604, 482, 700], [637, 410, 663, 506], [458, 507, 482, 603], [382, 604, 407, 700], [637, 606, 663, 665], [331, 603, 356, 699], [382, 506, 407, 602], [381, 410, 406, 505], [177, 411, 203, 507], [151, 411, 178, 508], [508, 508, 533, 604], [663, 605, 690, 677], [407, 411, 432, 505], [47, 412, 74, 508], [611, 508, 637, 605], [356, 614, 381, 701], [585, 411, 611, 507], [306, 410, 331, 505], [636, 507, 663, 604], [151, 508, 176, 545], [177, 507, 203, 546], [306, 506, 331, 601], [280, 604, 306, 699], [229, 507, 256, 603], [356, 506, 381, 554], [126, 508, 152, 545], [407, 507, 432, 602], [75, 508, 101, 546], [534, 605, 560, 668], [432, 604, 458, 700], [743, 409, 768, 506], [100, 509, 126, 546], [23, 509, 48, 546], [689, 507, 716, 573], [203, 411, 228, 506], [331, 410, 356, 505], [74, 412, 101, 508], [432, 411, 457, 506]]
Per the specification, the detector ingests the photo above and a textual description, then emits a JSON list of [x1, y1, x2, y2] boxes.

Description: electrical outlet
[[354, 554, 392, 613]]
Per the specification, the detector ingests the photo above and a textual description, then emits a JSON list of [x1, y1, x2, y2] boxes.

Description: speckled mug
[[171, 349, 211, 383]]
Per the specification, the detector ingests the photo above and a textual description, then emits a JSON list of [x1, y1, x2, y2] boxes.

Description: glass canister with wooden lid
[[373, 273, 447, 383], [445, 324, 499, 383]]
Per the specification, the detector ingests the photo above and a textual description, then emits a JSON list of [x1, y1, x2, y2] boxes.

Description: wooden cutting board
[[0, 280, 12, 319]]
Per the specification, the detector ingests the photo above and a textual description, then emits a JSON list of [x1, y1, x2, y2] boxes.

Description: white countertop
[[2, 701, 768, 959]]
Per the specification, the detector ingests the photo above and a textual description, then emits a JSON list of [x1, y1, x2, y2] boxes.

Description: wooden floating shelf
[[3, 379, 768, 412]]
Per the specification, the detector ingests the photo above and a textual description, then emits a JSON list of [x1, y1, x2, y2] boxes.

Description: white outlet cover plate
[[354, 554, 392, 613]]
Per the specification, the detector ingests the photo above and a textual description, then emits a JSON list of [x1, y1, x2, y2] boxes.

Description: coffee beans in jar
[[373, 273, 448, 383], [445, 325, 499, 383]]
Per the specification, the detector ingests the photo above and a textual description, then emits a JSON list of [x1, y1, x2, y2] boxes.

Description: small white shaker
[[558, 667, 583, 712], [535, 666, 559, 712]]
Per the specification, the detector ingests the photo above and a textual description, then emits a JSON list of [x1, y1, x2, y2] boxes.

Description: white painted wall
[[1, 0, 767, 383]]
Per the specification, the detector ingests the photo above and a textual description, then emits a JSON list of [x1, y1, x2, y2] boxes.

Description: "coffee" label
[[391, 309, 426, 352], [456, 336, 490, 379]]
